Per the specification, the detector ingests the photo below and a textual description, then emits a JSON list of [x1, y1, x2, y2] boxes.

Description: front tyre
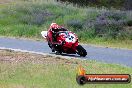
[[76, 45, 87, 57]]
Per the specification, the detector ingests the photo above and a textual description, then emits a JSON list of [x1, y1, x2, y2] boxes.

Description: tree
[[124, 0, 132, 10]]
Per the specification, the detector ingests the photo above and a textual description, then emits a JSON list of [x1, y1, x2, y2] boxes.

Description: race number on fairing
[[65, 33, 76, 43]]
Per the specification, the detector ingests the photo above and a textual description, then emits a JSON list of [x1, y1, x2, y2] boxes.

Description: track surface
[[0, 37, 132, 67]]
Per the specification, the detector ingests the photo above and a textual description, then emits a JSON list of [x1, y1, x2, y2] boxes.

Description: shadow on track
[[49, 53, 81, 58]]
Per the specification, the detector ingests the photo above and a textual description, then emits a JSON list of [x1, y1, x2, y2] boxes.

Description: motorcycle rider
[[47, 23, 68, 52]]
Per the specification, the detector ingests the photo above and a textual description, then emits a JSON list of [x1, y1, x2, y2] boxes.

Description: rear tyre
[[77, 45, 87, 57]]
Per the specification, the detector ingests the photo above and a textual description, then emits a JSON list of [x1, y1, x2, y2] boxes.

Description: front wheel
[[76, 45, 87, 57]]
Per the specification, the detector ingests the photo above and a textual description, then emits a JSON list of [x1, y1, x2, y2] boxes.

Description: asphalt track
[[0, 37, 132, 67]]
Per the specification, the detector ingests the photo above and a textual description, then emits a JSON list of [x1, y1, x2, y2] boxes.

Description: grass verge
[[80, 38, 132, 49], [0, 49, 132, 88]]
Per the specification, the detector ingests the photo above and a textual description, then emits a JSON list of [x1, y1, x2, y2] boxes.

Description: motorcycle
[[41, 31, 87, 57]]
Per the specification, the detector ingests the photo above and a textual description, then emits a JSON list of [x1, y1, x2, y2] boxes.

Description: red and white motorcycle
[[41, 31, 87, 57]]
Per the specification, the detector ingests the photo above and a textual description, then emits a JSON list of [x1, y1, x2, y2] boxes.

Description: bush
[[2, 3, 54, 26], [58, 0, 125, 9], [77, 28, 96, 41], [127, 20, 132, 26], [66, 20, 83, 31], [93, 11, 127, 39], [124, 0, 132, 10], [16, 5, 54, 26]]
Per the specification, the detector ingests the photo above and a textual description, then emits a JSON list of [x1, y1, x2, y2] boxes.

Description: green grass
[[0, 50, 132, 88], [0, 0, 89, 37], [79, 37, 132, 49]]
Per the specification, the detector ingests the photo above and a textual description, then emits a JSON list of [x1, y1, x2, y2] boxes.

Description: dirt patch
[[0, 49, 80, 65]]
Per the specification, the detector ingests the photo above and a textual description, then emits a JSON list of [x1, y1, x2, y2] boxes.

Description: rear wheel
[[77, 45, 87, 57]]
